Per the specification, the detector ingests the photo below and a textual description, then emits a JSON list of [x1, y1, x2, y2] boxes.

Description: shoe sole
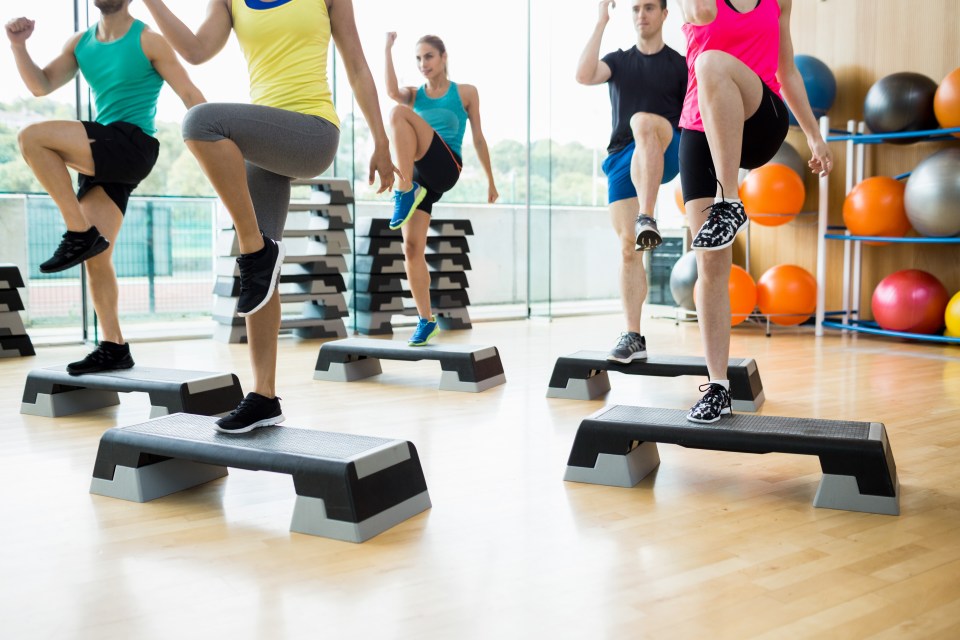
[[237, 242, 286, 318], [215, 413, 286, 434], [691, 219, 747, 252], [634, 230, 663, 252], [606, 351, 648, 364], [408, 325, 440, 346], [686, 407, 732, 424], [388, 186, 428, 230], [39, 237, 110, 274]]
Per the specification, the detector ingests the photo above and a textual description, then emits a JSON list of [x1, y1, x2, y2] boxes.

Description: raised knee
[[694, 50, 732, 83], [17, 124, 41, 155], [389, 105, 411, 126], [629, 113, 667, 146], [181, 103, 218, 141]]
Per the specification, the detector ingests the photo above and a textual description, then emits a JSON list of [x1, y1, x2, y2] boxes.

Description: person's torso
[[680, 0, 781, 131], [604, 45, 687, 153], [232, 0, 339, 126], [74, 19, 163, 136], [413, 82, 468, 158]]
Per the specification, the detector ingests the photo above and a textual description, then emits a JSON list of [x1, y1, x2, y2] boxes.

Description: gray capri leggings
[[182, 102, 340, 239]]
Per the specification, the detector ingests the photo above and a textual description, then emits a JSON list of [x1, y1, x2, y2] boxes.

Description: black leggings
[[413, 132, 462, 214], [679, 80, 789, 203]]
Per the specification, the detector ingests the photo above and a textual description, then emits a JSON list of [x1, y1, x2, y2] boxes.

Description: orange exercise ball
[[934, 67, 960, 137], [739, 163, 805, 227], [757, 264, 817, 326], [693, 264, 757, 326], [842, 176, 911, 245], [674, 182, 685, 214]]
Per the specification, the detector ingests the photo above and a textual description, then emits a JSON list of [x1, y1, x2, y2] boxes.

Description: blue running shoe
[[408, 315, 440, 346], [389, 182, 427, 230]]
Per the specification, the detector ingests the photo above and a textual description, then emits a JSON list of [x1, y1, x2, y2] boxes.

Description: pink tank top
[[679, 0, 782, 132]]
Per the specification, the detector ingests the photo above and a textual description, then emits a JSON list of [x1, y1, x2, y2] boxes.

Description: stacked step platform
[[351, 217, 473, 335], [0, 264, 35, 358], [213, 179, 354, 343]]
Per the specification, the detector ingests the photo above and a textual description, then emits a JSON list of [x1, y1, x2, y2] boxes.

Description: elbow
[[29, 86, 49, 98]]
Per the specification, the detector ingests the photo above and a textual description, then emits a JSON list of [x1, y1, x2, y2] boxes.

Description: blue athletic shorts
[[602, 128, 681, 204]]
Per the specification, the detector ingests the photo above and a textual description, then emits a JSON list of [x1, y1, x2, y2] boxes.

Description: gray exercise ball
[[670, 250, 699, 311], [766, 141, 806, 180], [864, 72, 939, 143], [904, 149, 960, 237]]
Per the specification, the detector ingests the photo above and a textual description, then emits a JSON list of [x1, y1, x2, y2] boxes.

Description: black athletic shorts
[[78, 120, 160, 214], [678, 79, 789, 203], [413, 132, 462, 214]]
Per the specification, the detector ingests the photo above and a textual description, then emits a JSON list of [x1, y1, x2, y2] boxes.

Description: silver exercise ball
[[904, 149, 960, 237], [670, 250, 699, 311], [766, 141, 806, 180]]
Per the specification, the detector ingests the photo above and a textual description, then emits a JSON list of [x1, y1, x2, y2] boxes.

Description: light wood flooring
[[2, 314, 959, 639]]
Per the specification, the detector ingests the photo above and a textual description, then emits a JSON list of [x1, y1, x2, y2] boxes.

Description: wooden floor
[[2, 314, 959, 639]]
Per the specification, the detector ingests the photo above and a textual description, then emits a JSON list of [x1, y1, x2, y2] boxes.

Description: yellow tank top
[[231, 0, 339, 126]]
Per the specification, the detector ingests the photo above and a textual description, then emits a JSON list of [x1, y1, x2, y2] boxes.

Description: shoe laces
[[698, 382, 728, 397], [616, 332, 640, 349], [227, 394, 278, 418], [53, 233, 91, 258], [701, 200, 742, 222], [82, 345, 113, 365]]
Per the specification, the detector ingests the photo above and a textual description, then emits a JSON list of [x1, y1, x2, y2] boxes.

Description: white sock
[[711, 379, 730, 391], [721, 197, 742, 205]]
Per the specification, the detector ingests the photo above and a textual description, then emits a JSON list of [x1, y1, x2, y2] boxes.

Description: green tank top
[[74, 20, 163, 136]]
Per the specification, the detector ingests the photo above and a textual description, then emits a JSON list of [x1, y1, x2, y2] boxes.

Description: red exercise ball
[[693, 264, 756, 326], [871, 269, 949, 335], [842, 177, 911, 245], [934, 67, 960, 137], [739, 164, 805, 227], [756, 264, 817, 326]]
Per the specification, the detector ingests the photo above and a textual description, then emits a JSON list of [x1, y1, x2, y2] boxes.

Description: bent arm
[[680, 0, 717, 24], [141, 0, 232, 65], [576, 25, 612, 85], [384, 38, 414, 105], [142, 31, 206, 109], [775, 0, 817, 138], [11, 33, 80, 97]]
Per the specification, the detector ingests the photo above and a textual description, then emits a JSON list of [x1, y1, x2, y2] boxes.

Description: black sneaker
[[66, 341, 135, 375], [686, 383, 732, 423], [691, 200, 748, 251], [634, 215, 662, 251], [40, 227, 110, 273], [215, 392, 285, 434], [235, 233, 285, 317], [607, 331, 647, 363]]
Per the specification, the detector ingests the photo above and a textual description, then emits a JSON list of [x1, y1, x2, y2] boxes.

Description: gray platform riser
[[563, 443, 661, 487], [813, 473, 900, 516], [90, 459, 229, 502], [21, 390, 121, 418], [291, 491, 432, 542]]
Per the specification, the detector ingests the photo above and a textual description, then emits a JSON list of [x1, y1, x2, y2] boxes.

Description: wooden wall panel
[[747, 0, 960, 318]]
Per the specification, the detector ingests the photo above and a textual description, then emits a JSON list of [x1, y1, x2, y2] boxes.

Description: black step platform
[[0, 264, 25, 289], [547, 352, 764, 411], [21, 366, 245, 418], [314, 338, 505, 392], [355, 217, 474, 238], [0, 289, 25, 312], [1, 335, 35, 357], [564, 405, 899, 515], [89, 413, 431, 542]]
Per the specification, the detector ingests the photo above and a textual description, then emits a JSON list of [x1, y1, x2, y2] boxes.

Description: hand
[[369, 143, 399, 194], [806, 136, 833, 177], [385, 31, 397, 50], [598, 0, 615, 25], [488, 183, 499, 204], [6, 17, 35, 45]]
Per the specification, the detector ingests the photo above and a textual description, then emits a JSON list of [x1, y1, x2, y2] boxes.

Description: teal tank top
[[74, 20, 163, 136], [413, 82, 468, 158]]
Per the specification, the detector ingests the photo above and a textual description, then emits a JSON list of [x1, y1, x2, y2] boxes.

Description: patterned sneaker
[[389, 182, 427, 230], [40, 227, 110, 273], [634, 215, 662, 251], [66, 341, 135, 375], [686, 383, 732, 423], [215, 392, 285, 434], [691, 200, 748, 251], [236, 233, 285, 317], [606, 332, 647, 363], [408, 315, 440, 346]]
